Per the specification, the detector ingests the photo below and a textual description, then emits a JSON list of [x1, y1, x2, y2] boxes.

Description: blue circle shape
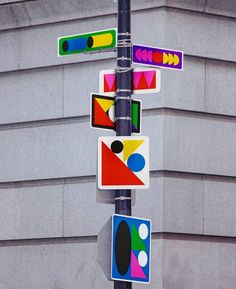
[[127, 153, 145, 172]]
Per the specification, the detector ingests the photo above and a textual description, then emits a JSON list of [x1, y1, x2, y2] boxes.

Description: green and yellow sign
[[58, 28, 117, 56]]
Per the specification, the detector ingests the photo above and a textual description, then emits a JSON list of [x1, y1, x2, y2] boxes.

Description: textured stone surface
[[63, 182, 114, 237], [0, 7, 235, 74], [0, 122, 102, 182], [0, 241, 112, 289], [0, 237, 163, 289], [163, 113, 236, 176], [167, 0, 206, 12], [0, 185, 63, 240], [0, 175, 235, 241], [0, 67, 63, 124], [0, 2, 235, 289], [0, 237, 234, 289], [63, 59, 115, 117], [165, 9, 236, 62], [204, 181, 236, 236], [1, 0, 235, 32], [63, 176, 164, 237], [163, 238, 236, 289], [161, 56, 205, 112], [0, 113, 236, 181], [18, 14, 117, 71], [163, 177, 204, 234], [206, 0, 236, 17], [1, 56, 236, 125], [0, 30, 19, 72], [205, 59, 236, 116]]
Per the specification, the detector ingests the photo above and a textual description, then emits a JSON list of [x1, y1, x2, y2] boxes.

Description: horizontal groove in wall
[[0, 232, 234, 248], [0, 3, 235, 33], [0, 235, 97, 247], [154, 232, 236, 244], [0, 56, 116, 76], [0, 175, 96, 189], [1, 170, 236, 189], [0, 51, 235, 76], [0, 0, 36, 6], [152, 170, 236, 183], [0, 107, 236, 132], [149, 107, 236, 123], [0, 115, 90, 131]]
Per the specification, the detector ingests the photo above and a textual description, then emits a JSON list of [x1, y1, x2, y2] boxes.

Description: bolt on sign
[[112, 214, 151, 283], [98, 136, 149, 190], [58, 28, 117, 56], [99, 68, 161, 96], [91, 93, 141, 134], [133, 44, 183, 70]]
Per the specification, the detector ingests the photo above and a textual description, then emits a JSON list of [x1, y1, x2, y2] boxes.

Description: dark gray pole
[[115, 0, 132, 288]]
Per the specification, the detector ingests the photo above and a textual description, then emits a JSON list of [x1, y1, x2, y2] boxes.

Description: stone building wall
[[0, 1, 235, 288]]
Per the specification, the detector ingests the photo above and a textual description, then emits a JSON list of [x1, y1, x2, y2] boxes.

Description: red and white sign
[[99, 68, 161, 96], [98, 136, 149, 190]]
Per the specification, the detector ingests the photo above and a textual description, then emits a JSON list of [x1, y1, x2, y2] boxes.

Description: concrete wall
[[0, 0, 235, 288]]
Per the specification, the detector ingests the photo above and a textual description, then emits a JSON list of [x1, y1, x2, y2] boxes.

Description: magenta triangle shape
[[104, 74, 116, 91], [133, 72, 142, 90], [131, 251, 146, 279], [144, 71, 155, 88]]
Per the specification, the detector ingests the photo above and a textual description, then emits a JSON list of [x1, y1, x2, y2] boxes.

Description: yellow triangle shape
[[96, 98, 115, 112], [168, 53, 174, 65], [163, 53, 168, 64], [174, 54, 179, 66], [123, 140, 144, 162]]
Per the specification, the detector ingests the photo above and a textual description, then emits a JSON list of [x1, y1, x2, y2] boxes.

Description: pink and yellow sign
[[99, 68, 161, 96]]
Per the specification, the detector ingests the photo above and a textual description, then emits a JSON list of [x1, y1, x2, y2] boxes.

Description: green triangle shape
[[131, 224, 146, 251]]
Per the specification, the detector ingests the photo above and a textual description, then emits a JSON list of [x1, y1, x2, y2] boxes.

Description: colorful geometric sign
[[91, 93, 141, 133], [99, 68, 161, 96], [112, 214, 151, 283], [58, 28, 117, 56], [98, 136, 149, 189], [133, 44, 183, 70]]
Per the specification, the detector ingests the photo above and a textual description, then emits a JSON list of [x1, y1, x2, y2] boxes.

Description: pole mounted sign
[[112, 214, 151, 283], [58, 28, 117, 56], [91, 93, 141, 133], [98, 136, 149, 190], [133, 44, 183, 70], [99, 68, 161, 95]]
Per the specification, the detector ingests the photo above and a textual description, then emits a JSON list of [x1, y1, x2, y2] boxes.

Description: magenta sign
[[133, 44, 183, 70]]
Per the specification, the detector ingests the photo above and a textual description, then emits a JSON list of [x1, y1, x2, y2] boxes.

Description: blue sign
[[111, 214, 151, 283]]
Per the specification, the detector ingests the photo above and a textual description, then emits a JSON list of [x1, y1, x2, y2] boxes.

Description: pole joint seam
[[116, 89, 131, 92], [117, 39, 132, 48], [117, 32, 131, 36], [115, 116, 132, 120], [114, 196, 132, 200], [115, 96, 131, 100], [116, 67, 132, 73], [117, 57, 131, 61]]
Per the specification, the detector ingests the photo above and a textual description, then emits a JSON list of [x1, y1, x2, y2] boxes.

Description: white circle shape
[[138, 251, 148, 267], [108, 105, 115, 122], [139, 223, 148, 240]]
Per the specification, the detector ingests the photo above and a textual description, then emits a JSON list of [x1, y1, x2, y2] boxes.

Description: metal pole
[[115, 0, 132, 288]]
